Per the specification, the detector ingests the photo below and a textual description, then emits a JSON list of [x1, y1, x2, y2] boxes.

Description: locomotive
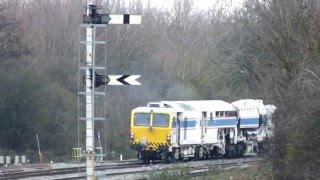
[[130, 99, 276, 163]]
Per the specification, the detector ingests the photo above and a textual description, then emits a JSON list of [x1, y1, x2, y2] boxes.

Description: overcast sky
[[141, 0, 244, 11]]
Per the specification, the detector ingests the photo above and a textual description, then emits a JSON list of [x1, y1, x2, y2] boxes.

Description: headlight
[[167, 134, 171, 142]]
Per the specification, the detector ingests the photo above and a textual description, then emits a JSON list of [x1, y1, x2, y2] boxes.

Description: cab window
[[153, 114, 169, 127], [134, 113, 150, 126], [225, 111, 237, 117]]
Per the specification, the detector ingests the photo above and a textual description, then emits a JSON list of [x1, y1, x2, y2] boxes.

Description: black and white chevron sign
[[107, 75, 141, 85]]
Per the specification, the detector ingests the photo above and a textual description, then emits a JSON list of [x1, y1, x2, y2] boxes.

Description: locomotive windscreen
[[133, 113, 170, 127], [134, 113, 150, 126], [153, 114, 169, 127]]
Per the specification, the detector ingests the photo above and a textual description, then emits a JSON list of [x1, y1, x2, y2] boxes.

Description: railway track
[[189, 158, 264, 177], [0, 157, 263, 179], [0, 161, 142, 180]]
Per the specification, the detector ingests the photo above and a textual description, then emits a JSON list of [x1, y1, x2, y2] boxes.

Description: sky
[[143, 0, 244, 11]]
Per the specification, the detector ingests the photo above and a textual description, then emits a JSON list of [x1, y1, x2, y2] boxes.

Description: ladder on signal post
[[77, 2, 141, 180], [78, 22, 107, 164]]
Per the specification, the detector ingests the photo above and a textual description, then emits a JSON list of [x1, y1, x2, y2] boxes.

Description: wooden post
[[36, 134, 42, 164]]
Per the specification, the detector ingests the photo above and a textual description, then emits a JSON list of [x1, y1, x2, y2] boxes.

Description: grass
[[146, 163, 273, 180], [202, 164, 273, 180], [148, 164, 192, 180]]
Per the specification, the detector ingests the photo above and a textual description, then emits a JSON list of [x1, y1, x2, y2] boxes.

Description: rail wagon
[[130, 99, 276, 163]]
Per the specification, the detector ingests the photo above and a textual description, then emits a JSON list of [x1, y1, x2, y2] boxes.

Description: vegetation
[[148, 164, 191, 180], [204, 164, 273, 180], [147, 164, 273, 180], [0, 0, 319, 178]]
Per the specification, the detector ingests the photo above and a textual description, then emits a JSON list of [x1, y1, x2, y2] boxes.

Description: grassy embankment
[[147, 163, 273, 180]]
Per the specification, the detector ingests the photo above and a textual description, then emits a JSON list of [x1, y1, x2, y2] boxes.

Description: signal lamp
[[82, 68, 110, 88]]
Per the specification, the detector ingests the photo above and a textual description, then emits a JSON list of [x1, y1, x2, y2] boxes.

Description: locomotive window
[[225, 111, 237, 117], [134, 113, 150, 126], [216, 111, 219, 117], [220, 111, 224, 117], [153, 114, 169, 127]]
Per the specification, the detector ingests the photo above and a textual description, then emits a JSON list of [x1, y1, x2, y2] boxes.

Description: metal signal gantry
[[79, 1, 141, 180]]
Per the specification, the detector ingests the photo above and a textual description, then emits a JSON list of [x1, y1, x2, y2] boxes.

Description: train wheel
[[173, 149, 180, 162], [204, 149, 209, 159], [161, 153, 169, 163], [237, 143, 246, 157], [164, 153, 173, 163], [195, 146, 203, 159], [210, 147, 219, 158], [224, 148, 232, 158], [143, 156, 150, 164], [205, 152, 209, 159], [160, 153, 164, 163], [210, 150, 215, 158], [199, 147, 204, 159], [137, 151, 143, 162], [140, 151, 150, 164]]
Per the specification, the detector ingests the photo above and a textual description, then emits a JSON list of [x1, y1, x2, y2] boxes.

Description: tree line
[[0, 0, 319, 178]]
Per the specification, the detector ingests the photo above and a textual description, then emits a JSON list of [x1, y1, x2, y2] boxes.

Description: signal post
[[80, 1, 141, 179]]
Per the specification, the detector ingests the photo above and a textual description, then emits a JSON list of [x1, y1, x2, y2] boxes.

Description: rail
[[0, 157, 264, 179]]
